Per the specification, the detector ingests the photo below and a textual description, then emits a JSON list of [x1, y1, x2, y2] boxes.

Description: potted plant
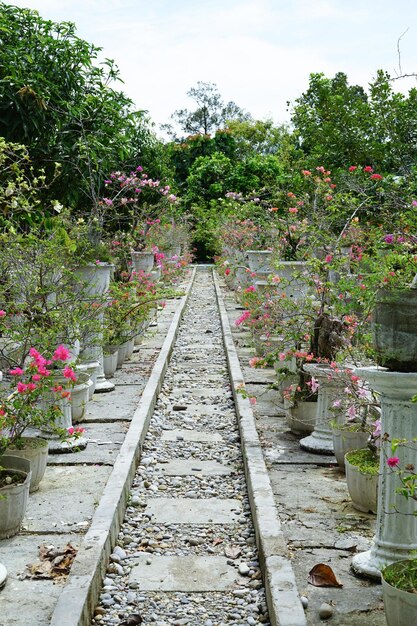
[[0, 344, 77, 488], [0, 455, 31, 539], [381, 559, 417, 625], [345, 447, 379, 513]]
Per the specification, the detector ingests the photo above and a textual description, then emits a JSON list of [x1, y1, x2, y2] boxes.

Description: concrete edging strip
[[50, 267, 197, 626], [213, 269, 307, 626]]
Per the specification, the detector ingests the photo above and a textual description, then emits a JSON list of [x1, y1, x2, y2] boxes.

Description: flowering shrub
[[0, 345, 76, 453]]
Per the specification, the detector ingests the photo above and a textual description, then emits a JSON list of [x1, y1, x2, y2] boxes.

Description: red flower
[[370, 173, 383, 180], [363, 166, 374, 173], [348, 166, 357, 172]]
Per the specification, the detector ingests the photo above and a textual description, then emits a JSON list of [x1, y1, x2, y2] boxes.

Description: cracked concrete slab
[[129, 555, 238, 591], [22, 465, 112, 532], [154, 459, 236, 476], [144, 497, 243, 524]]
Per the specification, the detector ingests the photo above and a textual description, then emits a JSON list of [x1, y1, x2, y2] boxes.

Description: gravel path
[[91, 269, 271, 626]]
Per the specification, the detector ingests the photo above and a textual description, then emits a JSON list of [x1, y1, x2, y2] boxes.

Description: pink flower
[[67, 427, 75, 436], [363, 166, 374, 173], [370, 173, 383, 180], [348, 166, 357, 172], [0, 310, 6, 317], [9, 367, 24, 376], [384, 234, 394, 244], [53, 345, 71, 362], [249, 396, 257, 406], [373, 419, 381, 438], [225, 268, 231, 276], [309, 376, 320, 393], [235, 311, 251, 326], [288, 207, 298, 214], [333, 399, 342, 408], [63, 366, 77, 382], [32, 374, 41, 382], [53, 385, 63, 392], [387, 457, 400, 468], [325, 254, 333, 263], [17, 381, 27, 393], [26, 383, 37, 392], [301, 169, 312, 176], [244, 285, 256, 293]]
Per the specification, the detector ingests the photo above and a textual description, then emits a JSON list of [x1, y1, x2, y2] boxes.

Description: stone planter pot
[[103, 349, 119, 379], [332, 427, 370, 470], [0, 456, 31, 539], [165, 246, 181, 258], [131, 251, 154, 273], [117, 338, 135, 367], [246, 250, 273, 273], [71, 372, 90, 423], [286, 401, 317, 434], [274, 261, 309, 300], [382, 560, 417, 626], [345, 449, 379, 514], [372, 289, 417, 371], [76, 361, 100, 399], [5, 437, 48, 493]]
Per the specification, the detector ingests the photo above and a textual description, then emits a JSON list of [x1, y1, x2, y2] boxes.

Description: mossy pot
[[382, 559, 417, 626]]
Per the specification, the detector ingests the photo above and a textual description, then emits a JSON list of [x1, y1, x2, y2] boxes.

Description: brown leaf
[[224, 545, 242, 560], [308, 563, 343, 588], [212, 538, 224, 546]]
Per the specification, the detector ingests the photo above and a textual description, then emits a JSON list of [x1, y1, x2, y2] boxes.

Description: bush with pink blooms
[[0, 345, 77, 454]]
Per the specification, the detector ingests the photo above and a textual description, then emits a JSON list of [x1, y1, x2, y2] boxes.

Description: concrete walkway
[[0, 267, 386, 625]]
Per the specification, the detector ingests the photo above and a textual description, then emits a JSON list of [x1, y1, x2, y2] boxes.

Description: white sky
[[7, 0, 417, 137]]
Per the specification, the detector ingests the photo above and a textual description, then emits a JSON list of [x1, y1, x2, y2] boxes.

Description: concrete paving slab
[[144, 497, 242, 524], [253, 401, 286, 417], [47, 421, 129, 464], [129, 555, 238, 591], [291, 547, 385, 626], [0, 533, 79, 626], [263, 436, 337, 466], [171, 387, 231, 400], [161, 429, 223, 442], [154, 459, 235, 476], [22, 465, 111, 532], [84, 385, 143, 421], [241, 366, 278, 384]]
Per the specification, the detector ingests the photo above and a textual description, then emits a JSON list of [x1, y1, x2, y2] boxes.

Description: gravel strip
[[91, 269, 271, 626]]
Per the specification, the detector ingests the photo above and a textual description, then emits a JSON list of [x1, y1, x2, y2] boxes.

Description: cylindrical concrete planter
[[131, 251, 154, 273], [286, 401, 317, 434], [345, 450, 379, 513], [103, 350, 119, 378], [5, 437, 48, 493], [117, 338, 135, 367], [0, 456, 31, 539], [246, 250, 273, 273], [76, 361, 100, 399], [372, 289, 417, 372], [332, 427, 370, 470], [71, 372, 90, 423], [382, 560, 417, 626]]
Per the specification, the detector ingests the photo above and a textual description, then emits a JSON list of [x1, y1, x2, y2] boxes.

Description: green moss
[[345, 448, 379, 475]]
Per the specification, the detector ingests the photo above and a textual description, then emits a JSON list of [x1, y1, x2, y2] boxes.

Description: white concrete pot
[[103, 350, 118, 378], [0, 456, 31, 539], [345, 452, 378, 514], [6, 437, 48, 493], [382, 560, 417, 625], [332, 428, 370, 470], [131, 251, 154, 273], [286, 401, 317, 434]]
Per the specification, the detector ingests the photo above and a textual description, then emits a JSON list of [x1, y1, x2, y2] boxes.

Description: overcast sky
[[7, 0, 417, 136]]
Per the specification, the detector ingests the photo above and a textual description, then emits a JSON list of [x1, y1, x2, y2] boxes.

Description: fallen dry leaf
[[308, 563, 343, 588], [212, 537, 224, 546], [25, 543, 78, 582], [224, 545, 242, 560]]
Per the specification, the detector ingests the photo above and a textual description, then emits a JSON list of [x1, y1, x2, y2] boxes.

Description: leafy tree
[[0, 4, 161, 211], [162, 81, 251, 138], [290, 72, 372, 168]]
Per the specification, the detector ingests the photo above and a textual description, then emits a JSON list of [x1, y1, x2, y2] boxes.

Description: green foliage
[[0, 4, 162, 211]]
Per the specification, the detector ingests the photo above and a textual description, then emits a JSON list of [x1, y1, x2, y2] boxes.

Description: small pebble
[[319, 602, 334, 620]]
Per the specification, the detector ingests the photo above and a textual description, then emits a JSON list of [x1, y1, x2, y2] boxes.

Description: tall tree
[[162, 81, 251, 139]]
